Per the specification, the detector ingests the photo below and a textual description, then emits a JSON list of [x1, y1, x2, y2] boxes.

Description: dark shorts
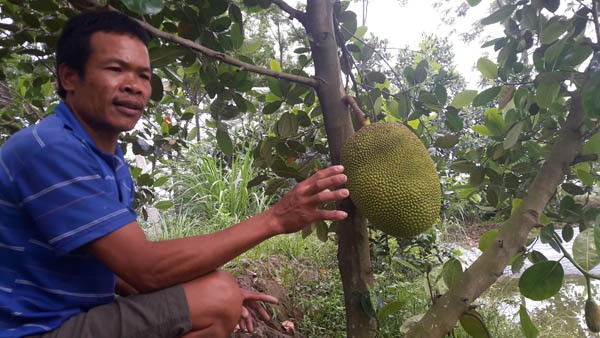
[[27, 285, 192, 338]]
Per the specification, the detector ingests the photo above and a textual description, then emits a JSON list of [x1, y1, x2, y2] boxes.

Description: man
[[0, 11, 349, 338]]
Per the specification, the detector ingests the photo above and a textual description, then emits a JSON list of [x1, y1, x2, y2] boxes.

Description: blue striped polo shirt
[[0, 102, 138, 337]]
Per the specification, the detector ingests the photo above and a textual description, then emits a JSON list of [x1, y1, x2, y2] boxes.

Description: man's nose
[[121, 73, 143, 94]]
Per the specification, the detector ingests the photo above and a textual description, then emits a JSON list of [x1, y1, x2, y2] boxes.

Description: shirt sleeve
[[13, 142, 137, 255]]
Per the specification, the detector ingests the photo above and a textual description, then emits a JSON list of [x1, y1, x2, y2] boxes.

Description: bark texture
[[304, 1, 377, 337]]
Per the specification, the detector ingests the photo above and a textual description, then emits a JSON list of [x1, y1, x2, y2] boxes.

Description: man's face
[[62, 31, 152, 143]]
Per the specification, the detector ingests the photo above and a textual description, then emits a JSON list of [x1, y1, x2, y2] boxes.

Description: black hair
[[55, 11, 151, 99]]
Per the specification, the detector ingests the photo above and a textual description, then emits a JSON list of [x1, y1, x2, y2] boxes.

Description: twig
[[572, 153, 599, 165], [344, 95, 370, 126], [271, 0, 307, 25], [68, 0, 319, 88], [339, 25, 407, 92]]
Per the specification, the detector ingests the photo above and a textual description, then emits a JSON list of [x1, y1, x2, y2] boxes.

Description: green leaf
[[442, 258, 463, 288], [216, 128, 234, 156], [365, 71, 386, 84], [360, 291, 377, 320], [315, 220, 329, 242], [210, 17, 232, 32], [484, 108, 505, 136], [377, 301, 404, 320], [434, 134, 459, 148], [480, 4, 516, 25], [544, 0, 560, 12], [150, 73, 164, 102], [582, 72, 600, 118], [503, 121, 523, 149], [451, 90, 478, 108], [450, 160, 477, 173], [472, 125, 491, 136], [445, 108, 464, 132], [121, 0, 164, 15], [459, 310, 492, 338], [573, 228, 600, 271], [519, 305, 540, 338], [276, 112, 298, 137], [519, 260, 564, 300], [267, 78, 283, 98], [473, 86, 502, 107], [262, 101, 282, 115], [511, 198, 522, 216], [561, 182, 585, 195], [269, 59, 282, 72], [153, 176, 168, 187], [149, 46, 186, 67], [154, 200, 173, 210], [479, 229, 499, 252], [540, 17, 567, 44], [582, 132, 600, 156], [562, 224, 575, 242], [477, 58, 498, 80], [415, 60, 428, 84], [535, 72, 562, 108], [467, 0, 481, 6], [430, 85, 445, 106]]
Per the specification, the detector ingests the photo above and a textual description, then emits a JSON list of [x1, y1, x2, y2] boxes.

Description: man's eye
[[140, 74, 151, 81], [107, 67, 122, 72]]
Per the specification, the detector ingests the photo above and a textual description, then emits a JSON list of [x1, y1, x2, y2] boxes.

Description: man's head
[[56, 11, 153, 152], [56, 11, 150, 99]]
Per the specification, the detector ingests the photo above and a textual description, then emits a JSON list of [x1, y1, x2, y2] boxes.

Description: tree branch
[[407, 94, 587, 337], [592, 0, 600, 47], [271, 0, 307, 25], [68, 0, 319, 88]]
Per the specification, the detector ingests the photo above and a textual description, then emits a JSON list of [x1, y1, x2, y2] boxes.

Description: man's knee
[[183, 270, 242, 334]]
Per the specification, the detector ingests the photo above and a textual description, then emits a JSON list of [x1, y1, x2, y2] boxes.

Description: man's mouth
[[113, 99, 144, 115]]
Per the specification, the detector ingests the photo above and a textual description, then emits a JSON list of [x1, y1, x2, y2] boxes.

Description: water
[[453, 227, 600, 337]]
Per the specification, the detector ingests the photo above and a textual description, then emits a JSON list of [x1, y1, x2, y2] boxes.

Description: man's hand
[[268, 165, 349, 234], [237, 289, 278, 333]]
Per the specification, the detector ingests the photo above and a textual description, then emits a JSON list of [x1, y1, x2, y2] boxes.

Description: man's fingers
[[240, 306, 253, 332], [303, 166, 346, 192], [311, 188, 349, 205], [316, 209, 348, 221], [305, 173, 347, 196], [242, 289, 278, 304], [247, 301, 272, 321]]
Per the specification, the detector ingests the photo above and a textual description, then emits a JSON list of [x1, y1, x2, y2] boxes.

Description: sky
[[293, 0, 499, 87], [346, 0, 498, 86]]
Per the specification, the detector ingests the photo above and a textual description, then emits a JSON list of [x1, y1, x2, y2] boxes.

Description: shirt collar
[[53, 101, 125, 158]]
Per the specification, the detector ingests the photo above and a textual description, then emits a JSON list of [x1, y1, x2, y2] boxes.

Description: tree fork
[[304, 1, 376, 337]]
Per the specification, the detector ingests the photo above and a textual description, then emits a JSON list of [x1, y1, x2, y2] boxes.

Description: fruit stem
[[588, 276, 594, 301], [344, 95, 370, 126]]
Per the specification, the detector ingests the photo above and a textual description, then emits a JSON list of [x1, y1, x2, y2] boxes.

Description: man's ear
[[57, 64, 80, 94]]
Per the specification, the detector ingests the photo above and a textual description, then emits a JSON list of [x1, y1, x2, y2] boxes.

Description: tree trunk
[[304, 1, 377, 337]]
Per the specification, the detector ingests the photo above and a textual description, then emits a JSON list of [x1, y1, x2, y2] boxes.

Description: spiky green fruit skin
[[585, 299, 600, 333], [340, 121, 441, 238]]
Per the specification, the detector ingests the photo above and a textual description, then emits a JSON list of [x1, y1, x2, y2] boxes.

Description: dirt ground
[[230, 260, 305, 338]]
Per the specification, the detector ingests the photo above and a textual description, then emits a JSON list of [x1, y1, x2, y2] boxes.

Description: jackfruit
[[340, 121, 441, 238], [585, 299, 600, 332]]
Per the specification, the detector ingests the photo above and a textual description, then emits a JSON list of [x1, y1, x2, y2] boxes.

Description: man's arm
[[86, 166, 349, 293]]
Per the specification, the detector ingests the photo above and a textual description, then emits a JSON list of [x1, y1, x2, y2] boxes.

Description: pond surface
[[456, 227, 600, 337]]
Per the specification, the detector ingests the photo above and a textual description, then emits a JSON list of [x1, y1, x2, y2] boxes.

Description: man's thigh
[[27, 284, 192, 338]]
